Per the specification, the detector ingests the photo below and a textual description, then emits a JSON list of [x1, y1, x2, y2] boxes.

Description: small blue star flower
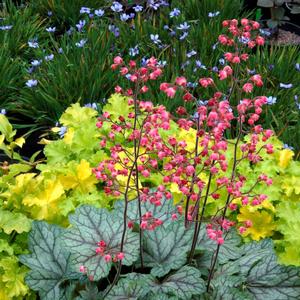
[[195, 60, 206, 69], [150, 34, 161, 44], [58, 126, 67, 138], [186, 50, 197, 58], [80, 7, 91, 14], [108, 25, 120, 37], [133, 5, 143, 12], [283, 144, 294, 150], [31, 60, 42, 67], [179, 31, 188, 40], [0, 25, 13, 30], [120, 13, 130, 21], [170, 8, 180, 18], [84, 103, 98, 110], [26, 79, 38, 87], [177, 22, 190, 30], [280, 83, 293, 89], [208, 11, 220, 17], [95, 9, 105, 17], [75, 39, 87, 48], [129, 45, 139, 57], [76, 20, 86, 32], [45, 54, 54, 61], [46, 26, 56, 32], [266, 96, 277, 105], [1, 109, 7, 115], [28, 40, 39, 48], [111, 2, 123, 12]]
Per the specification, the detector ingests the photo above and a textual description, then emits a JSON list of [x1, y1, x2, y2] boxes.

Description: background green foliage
[[0, 0, 299, 152]]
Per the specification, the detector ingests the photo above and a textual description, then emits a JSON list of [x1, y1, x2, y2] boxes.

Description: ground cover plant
[[0, 0, 299, 152], [0, 0, 300, 299]]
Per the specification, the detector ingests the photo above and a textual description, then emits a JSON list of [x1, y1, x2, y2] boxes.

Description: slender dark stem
[[188, 172, 213, 263], [206, 119, 243, 291], [184, 115, 200, 227], [132, 80, 144, 269], [104, 80, 142, 297]]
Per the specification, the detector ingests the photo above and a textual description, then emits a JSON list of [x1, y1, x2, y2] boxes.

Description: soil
[[269, 29, 300, 45]]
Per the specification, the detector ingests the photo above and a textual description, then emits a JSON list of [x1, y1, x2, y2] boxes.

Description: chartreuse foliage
[[20, 199, 300, 300]]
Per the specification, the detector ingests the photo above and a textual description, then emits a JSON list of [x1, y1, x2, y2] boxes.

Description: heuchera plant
[[93, 18, 274, 293], [20, 19, 300, 300]]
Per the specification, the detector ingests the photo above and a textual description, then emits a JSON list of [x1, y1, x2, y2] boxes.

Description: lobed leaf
[[62, 205, 139, 280], [19, 221, 77, 300]]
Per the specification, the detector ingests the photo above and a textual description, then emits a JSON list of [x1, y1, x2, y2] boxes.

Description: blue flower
[[295, 95, 300, 110], [31, 60, 42, 67], [247, 69, 256, 75], [295, 63, 300, 72], [111, 2, 123, 12], [148, 0, 160, 10], [129, 45, 139, 57], [141, 57, 148, 66], [177, 22, 190, 30], [28, 40, 39, 48], [186, 50, 197, 58], [219, 58, 225, 65], [179, 31, 188, 40], [170, 8, 180, 18], [212, 66, 219, 72], [1, 109, 7, 115], [27, 67, 35, 74], [84, 103, 98, 110], [266, 96, 277, 105], [212, 42, 218, 50], [280, 83, 293, 89], [46, 26, 56, 32], [75, 39, 87, 48], [76, 20, 86, 32], [80, 7, 91, 14], [259, 29, 271, 37], [208, 11, 220, 18], [187, 82, 198, 88], [58, 48, 63, 54], [159, 0, 169, 7], [108, 25, 120, 37], [181, 60, 190, 69], [268, 64, 274, 70], [95, 9, 105, 17], [47, 11, 53, 16], [158, 60, 167, 67], [197, 100, 208, 106], [133, 5, 143, 12], [0, 25, 13, 31], [58, 126, 67, 138], [195, 60, 206, 70], [238, 36, 250, 44], [45, 53, 54, 61], [150, 34, 161, 44], [283, 144, 294, 150], [120, 13, 130, 21], [26, 79, 38, 88]]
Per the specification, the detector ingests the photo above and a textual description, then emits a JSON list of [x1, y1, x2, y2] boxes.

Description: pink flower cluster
[[95, 240, 125, 262], [94, 19, 275, 252]]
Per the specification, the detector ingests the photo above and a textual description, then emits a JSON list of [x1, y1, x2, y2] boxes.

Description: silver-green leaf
[[143, 220, 193, 277], [19, 221, 77, 300], [62, 205, 139, 280]]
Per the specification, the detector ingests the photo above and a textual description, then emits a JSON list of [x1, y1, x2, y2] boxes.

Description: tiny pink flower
[[104, 254, 112, 262]]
